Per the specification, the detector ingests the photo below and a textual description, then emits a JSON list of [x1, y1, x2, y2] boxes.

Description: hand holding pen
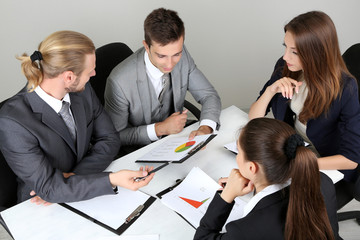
[[109, 166, 155, 191], [135, 162, 170, 182]]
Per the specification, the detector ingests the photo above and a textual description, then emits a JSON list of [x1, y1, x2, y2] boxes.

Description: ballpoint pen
[[135, 162, 170, 182]]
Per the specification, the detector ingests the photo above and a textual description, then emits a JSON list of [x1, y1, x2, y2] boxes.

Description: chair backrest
[[0, 99, 18, 211], [89, 42, 133, 105], [342, 43, 360, 99]]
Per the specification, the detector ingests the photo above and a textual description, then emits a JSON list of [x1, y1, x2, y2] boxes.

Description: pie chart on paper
[[175, 141, 196, 153]]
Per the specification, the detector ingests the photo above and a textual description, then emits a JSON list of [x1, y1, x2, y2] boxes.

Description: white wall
[[1, 0, 359, 110]]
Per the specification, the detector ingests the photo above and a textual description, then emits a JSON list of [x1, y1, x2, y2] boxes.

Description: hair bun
[[30, 51, 43, 62], [284, 134, 304, 160]]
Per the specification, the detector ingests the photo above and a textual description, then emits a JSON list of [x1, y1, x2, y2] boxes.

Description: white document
[[137, 134, 213, 162], [160, 167, 248, 229], [224, 141, 238, 154], [65, 187, 151, 229]]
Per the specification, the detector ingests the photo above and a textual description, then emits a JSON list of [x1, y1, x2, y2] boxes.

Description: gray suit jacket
[[0, 83, 120, 203], [104, 46, 221, 146]]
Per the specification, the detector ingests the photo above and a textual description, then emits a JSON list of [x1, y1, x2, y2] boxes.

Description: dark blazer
[[194, 189, 289, 240], [0, 83, 120, 203], [259, 58, 360, 181], [104, 46, 221, 147], [194, 173, 341, 240]]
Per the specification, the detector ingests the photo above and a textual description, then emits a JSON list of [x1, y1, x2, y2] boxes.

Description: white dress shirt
[[242, 179, 291, 218], [144, 51, 216, 141], [34, 86, 75, 120]]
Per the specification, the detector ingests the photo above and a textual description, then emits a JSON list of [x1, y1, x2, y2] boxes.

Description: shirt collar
[[34, 86, 71, 113], [242, 179, 291, 218], [144, 50, 164, 79]]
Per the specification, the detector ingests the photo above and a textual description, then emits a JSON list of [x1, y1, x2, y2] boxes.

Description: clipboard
[[136, 134, 217, 163], [59, 188, 156, 235]]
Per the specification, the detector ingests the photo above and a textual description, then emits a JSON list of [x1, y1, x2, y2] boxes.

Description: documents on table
[[60, 187, 156, 235], [136, 134, 216, 163], [157, 167, 248, 229], [223, 141, 238, 154]]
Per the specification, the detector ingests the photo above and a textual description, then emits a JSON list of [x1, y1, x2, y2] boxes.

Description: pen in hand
[[135, 162, 170, 182]]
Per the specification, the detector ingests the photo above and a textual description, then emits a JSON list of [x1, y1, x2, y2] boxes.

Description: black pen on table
[[135, 162, 170, 182]]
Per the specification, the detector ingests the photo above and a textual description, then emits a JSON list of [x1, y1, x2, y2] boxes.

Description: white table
[[0, 106, 343, 240]]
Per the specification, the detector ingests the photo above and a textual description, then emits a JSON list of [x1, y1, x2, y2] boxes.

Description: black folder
[[136, 134, 217, 163], [59, 194, 156, 235]]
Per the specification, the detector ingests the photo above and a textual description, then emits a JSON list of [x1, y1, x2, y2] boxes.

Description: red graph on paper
[[179, 196, 210, 208]]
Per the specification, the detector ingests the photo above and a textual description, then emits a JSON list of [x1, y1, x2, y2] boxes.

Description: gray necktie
[[158, 73, 170, 103], [59, 101, 77, 142]]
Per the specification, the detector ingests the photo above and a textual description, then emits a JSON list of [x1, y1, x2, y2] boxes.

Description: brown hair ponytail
[[240, 118, 334, 240], [285, 146, 334, 240]]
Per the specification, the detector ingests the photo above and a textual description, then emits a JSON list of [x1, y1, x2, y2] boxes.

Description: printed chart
[[160, 167, 249, 229], [175, 141, 196, 153], [179, 196, 210, 208], [137, 134, 212, 162], [160, 167, 221, 227]]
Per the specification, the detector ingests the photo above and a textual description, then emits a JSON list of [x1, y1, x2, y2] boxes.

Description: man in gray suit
[[0, 31, 153, 204], [104, 8, 221, 153]]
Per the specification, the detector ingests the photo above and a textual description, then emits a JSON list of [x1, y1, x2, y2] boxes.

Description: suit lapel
[[137, 48, 152, 124], [27, 92, 77, 154], [69, 94, 86, 159]]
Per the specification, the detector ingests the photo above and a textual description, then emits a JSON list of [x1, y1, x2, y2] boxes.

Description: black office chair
[[335, 43, 360, 224], [89, 42, 201, 123], [90, 42, 133, 105], [0, 99, 18, 212], [343, 43, 360, 98]]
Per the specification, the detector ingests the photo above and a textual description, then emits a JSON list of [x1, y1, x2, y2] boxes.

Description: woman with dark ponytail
[[194, 118, 335, 240]]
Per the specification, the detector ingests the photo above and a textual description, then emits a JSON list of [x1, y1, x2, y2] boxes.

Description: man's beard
[[65, 77, 85, 93]]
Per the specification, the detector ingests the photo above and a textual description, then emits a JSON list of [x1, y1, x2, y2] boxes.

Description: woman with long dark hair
[[249, 11, 360, 182], [194, 118, 334, 240]]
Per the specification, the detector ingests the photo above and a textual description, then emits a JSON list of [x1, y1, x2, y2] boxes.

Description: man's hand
[[63, 172, 75, 178], [30, 191, 52, 206], [188, 125, 213, 140], [155, 109, 188, 136], [109, 166, 155, 191]]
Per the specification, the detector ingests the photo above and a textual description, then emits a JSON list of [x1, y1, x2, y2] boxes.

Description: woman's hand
[[220, 169, 254, 203], [268, 77, 302, 99]]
